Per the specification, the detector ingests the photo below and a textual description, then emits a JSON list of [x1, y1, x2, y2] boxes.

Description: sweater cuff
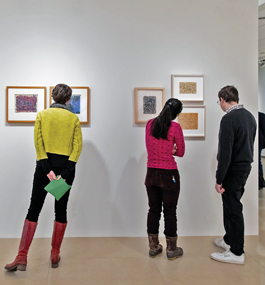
[[216, 174, 224, 185], [39, 159, 51, 175], [60, 161, 76, 180]]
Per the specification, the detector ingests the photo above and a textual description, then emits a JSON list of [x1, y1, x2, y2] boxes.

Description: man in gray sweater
[[211, 85, 256, 265]]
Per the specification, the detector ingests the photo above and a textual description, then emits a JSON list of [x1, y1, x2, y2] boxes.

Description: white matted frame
[[175, 105, 206, 138], [134, 87, 165, 123], [6, 86, 46, 123], [171, 75, 204, 102], [50, 86, 89, 124]]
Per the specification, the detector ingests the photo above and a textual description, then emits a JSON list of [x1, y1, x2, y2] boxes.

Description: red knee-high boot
[[50, 221, 67, 268], [5, 219, 37, 271]]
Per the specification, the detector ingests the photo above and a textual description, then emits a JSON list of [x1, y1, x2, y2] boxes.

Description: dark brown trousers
[[145, 168, 180, 237]]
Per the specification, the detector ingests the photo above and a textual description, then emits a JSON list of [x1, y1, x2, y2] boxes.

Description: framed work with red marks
[[6, 86, 46, 123]]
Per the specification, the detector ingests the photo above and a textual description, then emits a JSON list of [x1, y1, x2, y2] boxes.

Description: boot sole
[[51, 263, 59, 268], [167, 253, 183, 260], [5, 264, 26, 271], [51, 256, 60, 268], [149, 251, 162, 258], [149, 250, 163, 258]]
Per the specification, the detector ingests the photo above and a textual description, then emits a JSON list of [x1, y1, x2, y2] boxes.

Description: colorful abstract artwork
[[70, 95, 81, 114], [15, 94, 38, 113], [143, 96, 156, 114], [179, 82, 197, 94], [178, 113, 198, 129]]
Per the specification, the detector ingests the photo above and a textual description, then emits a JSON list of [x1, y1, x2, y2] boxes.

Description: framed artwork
[[50, 86, 89, 124], [175, 105, 206, 138], [171, 75, 204, 102], [6, 86, 46, 123], [134, 87, 165, 123]]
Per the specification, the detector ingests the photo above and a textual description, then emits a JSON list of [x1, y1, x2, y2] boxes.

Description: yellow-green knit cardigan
[[34, 108, 82, 162]]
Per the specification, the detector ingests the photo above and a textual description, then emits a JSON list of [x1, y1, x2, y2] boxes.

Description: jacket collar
[[50, 103, 73, 113]]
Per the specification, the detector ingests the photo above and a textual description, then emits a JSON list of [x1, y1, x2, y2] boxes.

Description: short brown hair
[[52, 84, 72, 104], [218, 85, 239, 103]]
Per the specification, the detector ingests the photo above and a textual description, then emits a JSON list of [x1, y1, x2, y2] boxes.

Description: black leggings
[[26, 165, 75, 223]]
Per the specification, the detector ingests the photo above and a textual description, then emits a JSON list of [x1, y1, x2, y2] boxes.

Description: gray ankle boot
[[148, 233, 163, 257], [166, 236, 183, 260]]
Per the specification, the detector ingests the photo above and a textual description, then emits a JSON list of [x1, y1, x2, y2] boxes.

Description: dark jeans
[[221, 168, 251, 256], [26, 165, 75, 223], [145, 168, 180, 237]]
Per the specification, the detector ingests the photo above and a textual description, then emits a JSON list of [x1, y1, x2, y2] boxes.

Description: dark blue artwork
[[70, 95, 81, 114]]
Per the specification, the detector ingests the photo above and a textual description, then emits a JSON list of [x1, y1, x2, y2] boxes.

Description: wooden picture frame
[[171, 75, 204, 102], [175, 105, 206, 138], [50, 86, 90, 124], [134, 87, 165, 123], [6, 86, 46, 123]]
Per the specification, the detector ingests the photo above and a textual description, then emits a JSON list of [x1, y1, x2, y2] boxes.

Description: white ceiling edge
[[259, 0, 265, 6]]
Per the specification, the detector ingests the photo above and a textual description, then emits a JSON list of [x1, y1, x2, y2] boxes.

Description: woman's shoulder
[[146, 119, 154, 128], [170, 121, 183, 135], [171, 121, 181, 129], [39, 107, 79, 121]]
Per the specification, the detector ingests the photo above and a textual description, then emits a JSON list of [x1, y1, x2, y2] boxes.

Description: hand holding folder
[[44, 177, 71, 201]]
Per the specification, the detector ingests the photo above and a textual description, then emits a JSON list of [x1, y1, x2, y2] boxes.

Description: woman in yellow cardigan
[[5, 84, 82, 271]]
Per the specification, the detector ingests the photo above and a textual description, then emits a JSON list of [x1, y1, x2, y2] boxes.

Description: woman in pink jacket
[[145, 98, 185, 260]]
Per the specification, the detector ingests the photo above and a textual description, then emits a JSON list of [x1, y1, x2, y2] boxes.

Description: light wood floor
[[1, 202, 265, 285], [1, 233, 265, 285], [2, 169, 265, 284]]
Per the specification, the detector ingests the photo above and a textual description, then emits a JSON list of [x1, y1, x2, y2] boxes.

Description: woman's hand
[[47, 171, 61, 181], [172, 144, 177, 154]]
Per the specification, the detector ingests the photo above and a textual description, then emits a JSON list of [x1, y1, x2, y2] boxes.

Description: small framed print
[[171, 75, 204, 102], [6, 86, 46, 123], [175, 105, 206, 138], [50, 86, 89, 124], [134, 87, 165, 123]]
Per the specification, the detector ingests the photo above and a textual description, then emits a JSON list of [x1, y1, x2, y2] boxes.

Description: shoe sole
[[210, 255, 244, 265], [213, 240, 230, 251]]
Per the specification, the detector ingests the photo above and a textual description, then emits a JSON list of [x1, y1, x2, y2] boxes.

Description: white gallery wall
[[0, 0, 258, 238]]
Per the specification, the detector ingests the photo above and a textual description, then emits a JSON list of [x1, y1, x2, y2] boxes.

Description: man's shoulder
[[226, 108, 254, 118], [224, 108, 256, 127], [237, 108, 256, 122], [221, 108, 255, 123]]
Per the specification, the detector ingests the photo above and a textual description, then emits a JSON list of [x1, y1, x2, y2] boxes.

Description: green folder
[[44, 177, 71, 201]]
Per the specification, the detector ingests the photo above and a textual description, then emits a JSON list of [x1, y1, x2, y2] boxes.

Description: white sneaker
[[210, 250, 245, 265], [213, 238, 230, 251]]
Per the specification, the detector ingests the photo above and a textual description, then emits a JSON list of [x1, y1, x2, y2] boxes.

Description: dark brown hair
[[52, 84, 72, 104], [218, 85, 239, 103]]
